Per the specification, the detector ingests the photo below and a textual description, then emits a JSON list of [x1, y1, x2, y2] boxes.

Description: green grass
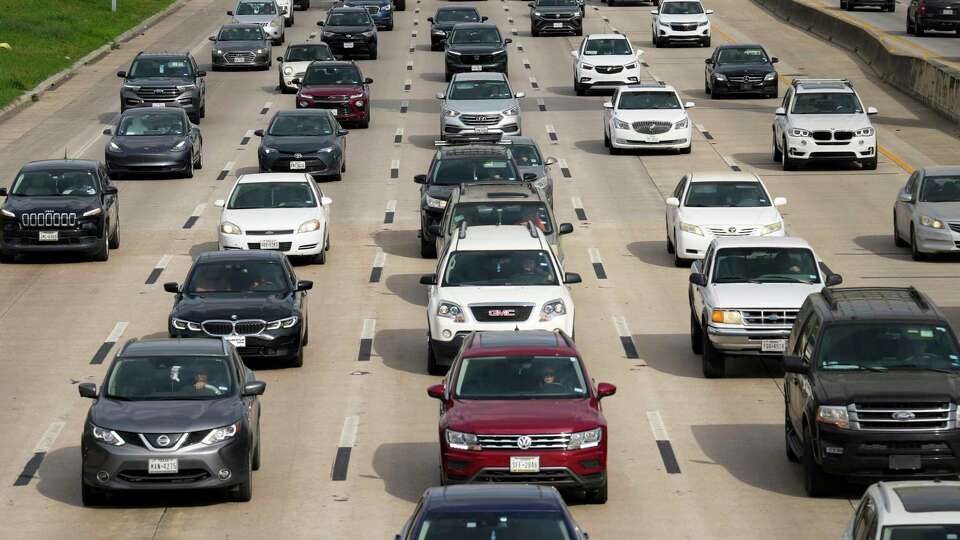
[[0, 0, 174, 109]]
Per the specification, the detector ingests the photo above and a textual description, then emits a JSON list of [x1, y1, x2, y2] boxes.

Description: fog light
[[299, 101, 309, 107], [96, 471, 110, 483], [824, 445, 844, 455], [218, 468, 232, 480], [442, 329, 452, 339], [800, 140, 807, 145]]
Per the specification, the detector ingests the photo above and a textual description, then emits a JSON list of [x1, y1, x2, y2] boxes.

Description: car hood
[[434, 21, 469, 31], [447, 44, 505, 54], [233, 15, 277, 24], [446, 399, 602, 433], [709, 283, 822, 310], [714, 63, 774, 75], [614, 108, 687, 122], [216, 40, 269, 51], [917, 201, 960, 219], [438, 286, 569, 309], [299, 84, 364, 97], [172, 292, 297, 321], [125, 76, 193, 86], [113, 135, 184, 152], [90, 397, 243, 433], [445, 99, 515, 114], [3, 195, 100, 213], [581, 53, 636, 66], [222, 207, 321, 230], [324, 25, 375, 33], [679, 206, 781, 226], [815, 371, 960, 404], [658, 13, 709, 23], [533, 6, 580, 14], [261, 134, 338, 152], [788, 115, 871, 131], [281, 61, 313, 74]]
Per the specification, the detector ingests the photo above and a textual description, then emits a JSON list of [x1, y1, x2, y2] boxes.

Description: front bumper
[[442, 445, 606, 489], [532, 16, 582, 34], [706, 324, 792, 355], [441, 115, 521, 139], [259, 151, 340, 177], [446, 55, 508, 75], [106, 150, 191, 175], [656, 25, 710, 43], [712, 77, 777, 94], [171, 325, 302, 360], [675, 226, 785, 260], [914, 224, 960, 254], [323, 38, 377, 57], [610, 125, 692, 150], [577, 66, 641, 89], [296, 96, 368, 123], [212, 53, 271, 68], [784, 134, 876, 162], [1, 222, 105, 254], [814, 424, 960, 480], [220, 229, 325, 256], [120, 91, 198, 113]]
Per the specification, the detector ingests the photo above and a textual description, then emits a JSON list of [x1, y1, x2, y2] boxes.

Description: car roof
[[120, 338, 227, 357], [307, 60, 358, 68], [329, 6, 369, 12], [438, 144, 511, 159], [503, 135, 537, 147], [221, 23, 264, 30], [437, 4, 478, 10], [715, 43, 765, 49], [287, 42, 331, 48], [456, 183, 542, 203], [920, 166, 960, 177], [452, 71, 508, 82], [453, 224, 547, 251], [119, 106, 186, 117], [792, 79, 855, 94], [451, 22, 497, 30], [620, 83, 677, 93], [21, 159, 100, 172], [713, 236, 814, 250], [273, 108, 336, 118], [195, 249, 287, 262], [873, 481, 960, 526], [135, 52, 190, 58], [586, 33, 629, 40], [689, 172, 763, 183], [236, 172, 314, 184], [813, 287, 945, 322], [462, 330, 579, 357], [423, 485, 564, 511]]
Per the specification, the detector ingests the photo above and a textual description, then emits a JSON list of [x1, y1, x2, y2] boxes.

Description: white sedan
[[216, 172, 332, 264], [602, 83, 693, 154]]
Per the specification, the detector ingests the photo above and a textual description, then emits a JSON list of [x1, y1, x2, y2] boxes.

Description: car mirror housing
[[515, 91, 525, 98], [899, 191, 914, 203], [825, 273, 843, 287], [689, 273, 707, 287], [78, 383, 98, 399], [775, 107, 786, 116], [481, 16, 489, 21], [684, 101, 695, 108], [602, 102, 613, 109], [570, 50, 578, 58], [866, 106, 878, 115], [544, 156, 558, 166], [337, 128, 349, 136], [103, 186, 118, 195], [559, 222, 574, 235], [102, 128, 112, 135], [214, 199, 225, 207], [297, 280, 314, 291], [277, 56, 284, 62], [706, 8, 715, 13], [254, 129, 264, 137], [773, 196, 787, 206], [782, 355, 808, 374], [427, 383, 445, 399], [435, 92, 445, 99], [504, 38, 513, 44], [522, 172, 538, 182], [650, 9, 659, 14], [364, 77, 374, 84], [427, 16, 433, 22], [208, 36, 216, 41], [596, 382, 616, 399], [705, 58, 713, 64], [771, 56, 780, 63], [316, 20, 324, 26], [320, 196, 333, 206], [666, 197, 680, 207], [420, 274, 438, 285], [243, 381, 267, 396], [227, 10, 234, 15], [0, 187, 7, 197], [163, 282, 180, 293], [414, 174, 427, 184], [116, 70, 126, 78], [564, 272, 582, 284]]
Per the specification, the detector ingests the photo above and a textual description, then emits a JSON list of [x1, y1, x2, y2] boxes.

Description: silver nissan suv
[[437, 72, 524, 141]]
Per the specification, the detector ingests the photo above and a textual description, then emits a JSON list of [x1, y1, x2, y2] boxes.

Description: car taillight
[[919, 1, 926, 15]]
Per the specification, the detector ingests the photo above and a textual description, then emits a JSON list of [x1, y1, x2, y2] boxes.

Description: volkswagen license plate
[[471, 65, 483, 71], [38, 231, 58, 242], [225, 335, 246, 348], [343, 42, 354, 49], [148, 458, 178, 474], [290, 160, 306, 170], [552, 22, 563, 28], [509, 456, 539, 473], [260, 238, 280, 250], [762, 339, 786, 353]]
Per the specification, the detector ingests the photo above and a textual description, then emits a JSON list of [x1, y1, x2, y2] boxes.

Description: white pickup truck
[[688, 236, 842, 378]]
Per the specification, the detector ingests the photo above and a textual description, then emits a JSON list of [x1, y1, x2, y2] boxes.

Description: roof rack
[[526, 220, 539, 238], [822, 286, 930, 311], [458, 220, 468, 239], [821, 286, 837, 310], [791, 78, 851, 87], [458, 181, 538, 195], [907, 286, 929, 310], [435, 134, 510, 146]]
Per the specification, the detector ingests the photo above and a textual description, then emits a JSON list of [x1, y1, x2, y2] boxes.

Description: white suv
[[844, 481, 960, 539], [419, 223, 582, 374], [602, 83, 694, 154], [570, 33, 643, 96], [651, 0, 713, 48], [773, 78, 879, 171], [665, 172, 787, 266]]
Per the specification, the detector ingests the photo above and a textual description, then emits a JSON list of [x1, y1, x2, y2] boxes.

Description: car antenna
[[64, 147, 68, 159]]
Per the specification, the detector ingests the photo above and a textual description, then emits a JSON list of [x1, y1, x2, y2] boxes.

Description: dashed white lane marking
[[647, 410, 670, 441], [33, 422, 66, 453]]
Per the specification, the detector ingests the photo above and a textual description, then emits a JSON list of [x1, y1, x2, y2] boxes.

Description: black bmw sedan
[[79, 338, 265, 505], [104, 107, 203, 178], [165, 250, 312, 367], [256, 109, 347, 180], [704, 44, 779, 99]]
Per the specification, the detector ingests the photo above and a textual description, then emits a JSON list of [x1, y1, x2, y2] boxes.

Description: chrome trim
[[848, 402, 956, 432], [200, 319, 267, 337], [21, 212, 78, 228], [476, 432, 572, 450], [138, 432, 189, 452]]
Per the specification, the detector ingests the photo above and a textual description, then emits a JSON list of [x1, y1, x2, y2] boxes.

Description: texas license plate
[[762, 339, 786, 353], [471, 65, 482, 71], [343, 42, 354, 49], [552, 22, 563, 28], [889, 455, 921, 470], [148, 458, 178, 474], [290, 160, 306, 170], [260, 238, 280, 249], [225, 335, 246, 348], [38, 231, 58, 241], [944, 8, 954, 14], [474, 127, 488, 134], [510, 456, 540, 473]]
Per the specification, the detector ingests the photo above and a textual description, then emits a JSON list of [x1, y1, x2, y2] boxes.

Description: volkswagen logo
[[516, 435, 532, 450], [294, 153, 303, 159], [728, 226, 737, 233], [231, 314, 238, 320], [155, 89, 164, 95], [892, 411, 916, 421], [156, 434, 171, 447]]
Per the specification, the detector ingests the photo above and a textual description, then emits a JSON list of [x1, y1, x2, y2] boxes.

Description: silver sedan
[[893, 166, 960, 261]]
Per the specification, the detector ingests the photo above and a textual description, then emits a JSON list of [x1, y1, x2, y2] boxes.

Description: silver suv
[[117, 52, 207, 124], [437, 72, 524, 141], [229, 0, 286, 45]]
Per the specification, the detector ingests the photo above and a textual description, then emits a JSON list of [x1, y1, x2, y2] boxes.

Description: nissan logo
[[156, 434, 171, 447], [516, 435, 532, 450], [294, 153, 303, 159], [892, 411, 916, 421]]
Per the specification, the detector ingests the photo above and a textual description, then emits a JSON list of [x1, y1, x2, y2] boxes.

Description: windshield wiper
[[824, 365, 888, 372], [885, 365, 959, 374], [759, 276, 815, 284]]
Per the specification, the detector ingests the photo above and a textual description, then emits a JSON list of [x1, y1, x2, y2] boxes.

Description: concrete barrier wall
[[752, 0, 960, 125]]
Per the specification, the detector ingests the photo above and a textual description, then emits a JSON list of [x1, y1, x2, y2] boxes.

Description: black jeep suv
[[783, 287, 960, 496]]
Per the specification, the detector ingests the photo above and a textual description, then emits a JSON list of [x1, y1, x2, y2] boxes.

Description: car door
[[775, 87, 793, 140], [793, 312, 821, 434], [691, 243, 712, 318], [895, 171, 919, 237], [98, 165, 119, 229], [234, 348, 260, 441], [786, 309, 811, 429], [573, 39, 586, 76], [603, 88, 619, 132], [667, 175, 688, 241]]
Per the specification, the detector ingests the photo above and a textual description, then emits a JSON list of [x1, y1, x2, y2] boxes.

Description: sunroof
[[895, 486, 960, 513]]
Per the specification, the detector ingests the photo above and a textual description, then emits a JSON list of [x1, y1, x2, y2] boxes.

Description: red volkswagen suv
[[294, 60, 372, 128], [427, 330, 616, 503]]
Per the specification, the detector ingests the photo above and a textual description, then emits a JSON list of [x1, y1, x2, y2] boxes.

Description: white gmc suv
[[419, 222, 582, 374]]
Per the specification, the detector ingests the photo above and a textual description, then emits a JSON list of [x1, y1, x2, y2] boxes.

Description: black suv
[[907, 0, 960, 36], [428, 6, 485, 51], [783, 287, 960, 496], [318, 7, 379, 60], [529, 0, 583, 37], [0, 160, 120, 262], [414, 141, 536, 257], [117, 52, 207, 124], [444, 23, 511, 81]]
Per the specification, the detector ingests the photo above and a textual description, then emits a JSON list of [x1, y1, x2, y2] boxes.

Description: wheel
[[704, 77, 710, 95], [445, 71, 452, 82], [690, 311, 703, 354], [907, 16, 914, 35], [0, 251, 14, 264], [911, 226, 926, 261], [370, 48, 378, 60], [575, 79, 586, 96], [232, 463, 253, 502], [183, 156, 194, 178], [673, 249, 686, 267], [917, 19, 925, 36], [194, 144, 203, 169], [575, 27, 582, 36], [766, 86, 778, 99], [314, 245, 326, 264], [188, 111, 200, 124], [701, 320, 725, 378], [341, 160, 346, 173], [81, 480, 106, 507], [585, 478, 608, 504], [772, 134, 783, 162], [252, 431, 262, 471], [285, 16, 292, 27], [395, 0, 405, 10], [531, 26, 539, 37], [653, 34, 660, 47], [603, 130, 611, 148], [420, 231, 437, 258], [290, 343, 304, 367], [427, 342, 445, 375], [302, 315, 309, 346], [608, 143, 620, 155], [359, 111, 370, 129], [108, 218, 120, 249], [802, 424, 832, 497], [199, 101, 206, 119], [701, 37, 711, 47], [785, 408, 799, 463], [609, 0, 615, 5], [840, 0, 848, 8], [90, 229, 110, 262], [782, 139, 798, 171], [386, 22, 393, 31], [679, 143, 691, 154], [861, 156, 877, 170], [666, 227, 675, 254], [894, 212, 908, 247], [886, 3, 895, 11]]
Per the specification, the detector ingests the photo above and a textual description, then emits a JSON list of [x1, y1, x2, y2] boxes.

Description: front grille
[[141, 433, 186, 449], [20, 212, 78, 228], [459, 54, 498, 65], [476, 433, 571, 450], [117, 469, 210, 484], [706, 226, 756, 237], [470, 305, 534, 322], [741, 309, 798, 326], [201, 319, 266, 336], [948, 222, 960, 234], [850, 402, 955, 431], [856, 441, 954, 457], [631, 121, 672, 134], [248, 241, 293, 251], [224, 51, 256, 63], [136, 86, 179, 102], [473, 468, 576, 483], [595, 65, 623, 74], [365, 5, 379, 13], [460, 113, 503, 126], [670, 23, 698, 31], [811, 130, 853, 143], [246, 229, 294, 236], [727, 75, 765, 84], [546, 12, 573, 18], [834, 130, 853, 141]]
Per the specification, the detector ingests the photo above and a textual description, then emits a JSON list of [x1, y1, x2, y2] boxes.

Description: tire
[[603, 130, 611, 148], [232, 463, 253, 502], [802, 424, 832, 497], [91, 229, 110, 262], [674, 250, 686, 267], [907, 16, 914, 35], [917, 19, 925, 36], [108, 218, 120, 249], [252, 430, 262, 471], [531, 26, 539, 37], [445, 71, 452, 82], [608, 143, 620, 155], [302, 315, 309, 346], [911, 226, 926, 261], [0, 251, 14, 264], [427, 342, 445, 375], [701, 321, 725, 378], [290, 343, 304, 367], [386, 22, 394, 31], [887, 3, 895, 11], [773, 134, 783, 162], [420, 231, 437, 258], [785, 408, 799, 463], [194, 144, 203, 170], [666, 227, 675, 254], [183, 156, 194, 179], [894, 212, 908, 247], [199, 101, 206, 119], [188, 111, 200, 124], [575, 81, 585, 96], [690, 311, 703, 354], [359, 111, 370, 129], [585, 478, 608, 504], [679, 143, 691, 154], [782, 138, 798, 171], [861, 156, 877, 170], [575, 27, 582, 36], [702, 37, 711, 47], [314, 245, 326, 264], [370, 48, 378, 60], [840, 0, 848, 8], [396, 0, 405, 10], [653, 34, 660, 47], [704, 78, 710, 95], [81, 480, 106, 507]]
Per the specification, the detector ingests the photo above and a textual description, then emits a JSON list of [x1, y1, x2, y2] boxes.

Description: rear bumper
[[814, 424, 960, 480], [919, 17, 960, 30]]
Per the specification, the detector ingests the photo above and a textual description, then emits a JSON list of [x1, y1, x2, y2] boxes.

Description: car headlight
[[201, 422, 240, 445], [761, 221, 783, 235], [711, 310, 743, 324], [176, 84, 196, 91], [220, 221, 242, 235], [539, 299, 567, 321], [816, 406, 849, 429], [82, 208, 103, 217], [855, 127, 875, 137], [269, 20, 280, 27], [920, 215, 944, 229], [91, 425, 125, 446], [502, 106, 519, 117], [322, 31, 335, 38], [679, 222, 703, 236], [614, 117, 630, 130], [567, 427, 602, 450], [172, 318, 202, 331], [581, 63, 593, 70], [426, 194, 448, 209], [266, 316, 298, 330], [674, 117, 689, 129], [491, 49, 506, 55], [789, 128, 810, 137], [171, 140, 187, 151], [764, 72, 777, 81], [714, 73, 727, 81], [0, 209, 15, 218], [256, 48, 264, 55], [362, 31, 375, 37], [447, 50, 462, 56], [445, 429, 480, 450], [443, 108, 461, 118], [283, 66, 294, 75], [624, 62, 637, 70], [534, 10, 543, 15], [433, 29, 445, 35], [659, 22, 670, 28], [215, 49, 224, 55], [437, 301, 465, 322], [382, 4, 391, 9], [318, 146, 336, 153], [698, 20, 709, 26], [122, 84, 141, 91], [298, 219, 321, 233], [262, 146, 278, 154], [107, 141, 123, 153]]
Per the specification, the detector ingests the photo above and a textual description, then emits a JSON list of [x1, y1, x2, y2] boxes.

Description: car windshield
[[684, 181, 771, 207], [436, 9, 480, 23], [449, 27, 501, 45], [443, 250, 558, 286], [618, 92, 680, 110], [303, 65, 362, 85], [326, 12, 372, 26], [451, 202, 554, 234], [128, 58, 193, 78], [818, 324, 960, 372], [511, 144, 542, 166], [415, 511, 573, 540], [881, 525, 960, 540], [791, 92, 863, 114], [106, 356, 233, 400], [228, 182, 317, 209], [117, 113, 186, 136], [661, 1, 705, 13], [433, 158, 520, 184], [185, 260, 290, 293], [583, 38, 632, 56], [537, 0, 578, 6], [921, 176, 960, 203], [236, 1, 276, 15], [268, 114, 334, 136], [717, 47, 769, 64], [712, 247, 820, 284], [455, 356, 587, 400], [285, 45, 334, 61], [218, 26, 264, 40], [448, 80, 512, 100], [10, 169, 99, 196]]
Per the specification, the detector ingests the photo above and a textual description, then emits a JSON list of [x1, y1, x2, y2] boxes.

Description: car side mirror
[[650, 9, 659, 14], [208, 36, 216, 41], [899, 191, 914, 203], [775, 107, 786, 116], [564, 272, 582, 284], [277, 56, 285, 62], [102, 128, 112, 135], [481, 16, 489, 21], [78, 383, 98, 399], [427, 16, 434, 22], [705, 58, 713, 64], [420, 274, 438, 285], [689, 273, 707, 286], [428, 223, 441, 236], [103, 185, 118, 195], [596, 382, 616, 399], [414, 174, 427, 184], [364, 77, 374, 84], [297, 280, 314, 291], [337, 128, 349, 136], [0, 187, 7, 197], [783, 355, 808, 374], [435, 92, 445, 99], [197, 70, 207, 77], [163, 282, 180, 293], [771, 56, 779, 63], [559, 222, 574, 235], [427, 383, 446, 399], [772, 197, 787, 207], [504, 38, 513, 44], [515, 91, 525, 98], [317, 20, 324, 26], [706, 8, 715, 13], [825, 273, 843, 287], [570, 50, 578, 58], [666, 197, 680, 207], [242, 381, 267, 396], [522, 173, 538, 182], [544, 157, 557, 166], [116, 70, 127, 78], [685, 101, 695, 108], [254, 129, 264, 137], [528, 2, 534, 6], [866, 106, 878, 115], [227, 10, 234, 15], [320, 196, 333, 206], [602, 102, 613, 109], [212, 199, 225, 208]]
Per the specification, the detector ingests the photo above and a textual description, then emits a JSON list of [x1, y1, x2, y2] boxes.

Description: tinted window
[[717, 47, 769, 64], [791, 92, 863, 114], [456, 356, 587, 399], [449, 27, 501, 44], [118, 113, 186, 136], [451, 202, 553, 234], [448, 80, 512, 100], [618, 92, 680, 110], [433, 158, 520, 184], [11, 169, 99, 196], [511, 144, 542, 166], [818, 323, 960, 372], [414, 511, 573, 540], [228, 182, 317, 209], [326, 12, 372, 25], [218, 26, 265, 40], [236, 1, 276, 15], [303, 65, 362, 85], [661, 1, 705, 13], [128, 58, 193, 78], [712, 247, 820, 284], [106, 356, 234, 400], [920, 176, 960, 203], [285, 45, 334, 61], [882, 525, 960, 540], [583, 38, 631, 55], [268, 114, 334, 136], [444, 250, 557, 286], [684, 181, 771, 207], [436, 9, 480, 23], [185, 260, 291, 293], [536, 0, 578, 5]]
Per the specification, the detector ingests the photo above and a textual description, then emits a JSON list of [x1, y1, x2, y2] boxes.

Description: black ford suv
[[783, 287, 960, 496], [318, 7, 379, 60], [444, 23, 511, 81], [118, 52, 207, 124], [0, 160, 120, 262], [907, 0, 960, 36]]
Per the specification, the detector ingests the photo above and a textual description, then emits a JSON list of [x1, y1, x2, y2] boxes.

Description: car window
[[781, 87, 793, 110], [218, 26, 265, 41], [118, 113, 187, 136], [617, 92, 680, 110], [285, 45, 334, 61], [413, 510, 574, 540], [791, 92, 864, 114], [433, 158, 520, 184], [448, 27, 501, 45], [185, 260, 291, 293], [818, 323, 960, 372], [684, 181, 771, 207], [228, 182, 318, 209], [851, 497, 871, 540], [327, 11, 373, 25], [455, 356, 587, 399], [536, 0, 578, 5], [443, 250, 558, 286], [236, 1, 277, 15], [436, 8, 480, 23], [10, 169, 99, 196], [447, 80, 513, 100], [511, 144, 542, 166], [661, 1, 705, 14], [268, 114, 334, 136], [105, 356, 234, 400], [303, 65, 362, 85], [673, 177, 687, 199], [701, 244, 713, 278], [800, 314, 821, 363], [920, 175, 960, 203], [451, 202, 553, 234], [791, 310, 811, 357], [129, 58, 194, 78], [881, 525, 960, 539], [717, 47, 769, 64], [712, 247, 820, 284]]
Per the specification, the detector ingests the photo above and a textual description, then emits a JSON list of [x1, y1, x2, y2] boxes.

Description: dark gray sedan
[[78, 338, 265, 505], [505, 135, 556, 209], [256, 109, 348, 180], [210, 24, 273, 70], [104, 107, 202, 178]]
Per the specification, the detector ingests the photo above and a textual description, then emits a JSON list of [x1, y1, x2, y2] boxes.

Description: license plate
[[343, 42, 354, 49], [510, 456, 540, 473], [889, 455, 921, 470], [225, 335, 246, 348], [38, 231, 58, 241], [290, 160, 306, 170], [944, 8, 954, 14], [260, 238, 280, 249], [148, 458, 178, 474], [475, 127, 488, 134], [552, 22, 563, 27], [762, 339, 786, 353], [151, 102, 165, 108], [471, 65, 483, 71], [741, 84, 752, 90]]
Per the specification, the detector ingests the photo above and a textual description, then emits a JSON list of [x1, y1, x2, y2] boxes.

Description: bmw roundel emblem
[[156, 434, 171, 447], [517, 435, 532, 450]]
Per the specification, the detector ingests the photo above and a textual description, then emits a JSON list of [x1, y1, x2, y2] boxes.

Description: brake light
[[919, 1, 926, 15]]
